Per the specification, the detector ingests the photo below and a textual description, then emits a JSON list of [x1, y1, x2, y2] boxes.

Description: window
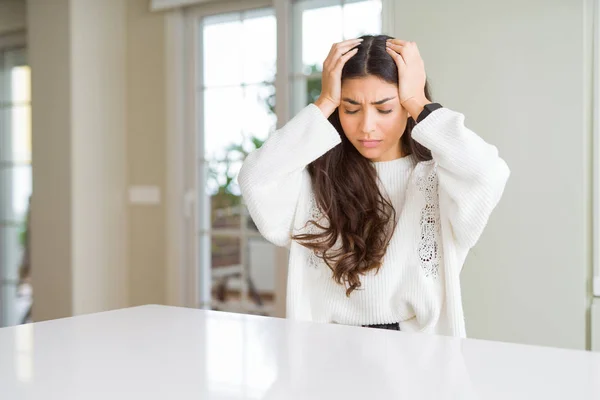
[[190, 5, 278, 315], [291, 0, 382, 114], [184, 0, 381, 316], [0, 47, 31, 328]]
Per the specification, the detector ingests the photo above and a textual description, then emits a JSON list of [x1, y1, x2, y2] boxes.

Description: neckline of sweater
[[372, 154, 417, 174]]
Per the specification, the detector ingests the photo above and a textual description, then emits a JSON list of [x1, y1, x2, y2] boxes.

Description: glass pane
[[203, 86, 244, 161], [11, 104, 32, 163], [0, 225, 24, 283], [241, 12, 276, 84], [11, 65, 30, 104], [0, 105, 31, 163], [208, 236, 276, 316], [1, 283, 18, 327], [244, 205, 259, 232], [0, 165, 32, 223], [305, 75, 322, 106], [210, 235, 242, 308], [0, 60, 31, 163], [290, 75, 322, 115], [203, 15, 243, 87], [200, 8, 278, 318], [204, 84, 274, 200], [1, 48, 27, 104], [212, 236, 241, 268], [204, 86, 244, 198], [238, 84, 276, 194], [242, 84, 276, 138], [342, 0, 382, 39], [0, 108, 9, 163], [290, 76, 308, 116], [247, 237, 277, 313], [211, 201, 241, 230], [1, 58, 31, 162], [302, 5, 343, 73]]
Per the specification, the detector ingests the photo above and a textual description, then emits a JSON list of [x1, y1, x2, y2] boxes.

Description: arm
[[411, 107, 510, 249], [385, 40, 509, 249], [238, 104, 341, 247], [240, 38, 361, 247]]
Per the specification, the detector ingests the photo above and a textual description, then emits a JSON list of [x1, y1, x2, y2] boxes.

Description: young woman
[[237, 35, 510, 337]]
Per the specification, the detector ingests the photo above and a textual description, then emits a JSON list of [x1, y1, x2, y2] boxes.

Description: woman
[[237, 35, 509, 337]]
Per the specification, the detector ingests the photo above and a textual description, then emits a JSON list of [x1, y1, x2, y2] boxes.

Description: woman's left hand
[[385, 39, 427, 105]]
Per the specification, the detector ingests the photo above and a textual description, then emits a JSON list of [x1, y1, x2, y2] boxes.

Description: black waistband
[[362, 322, 400, 331]]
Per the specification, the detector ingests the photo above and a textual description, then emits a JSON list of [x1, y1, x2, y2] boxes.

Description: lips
[[359, 140, 382, 148]]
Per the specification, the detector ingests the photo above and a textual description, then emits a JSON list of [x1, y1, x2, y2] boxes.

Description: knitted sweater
[[238, 104, 510, 337]]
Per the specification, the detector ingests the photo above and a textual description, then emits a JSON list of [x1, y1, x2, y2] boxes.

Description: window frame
[[165, 0, 386, 315], [0, 31, 28, 328]]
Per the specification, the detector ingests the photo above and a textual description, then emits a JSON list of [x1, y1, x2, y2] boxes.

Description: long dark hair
[[291, 35, 433, 296]]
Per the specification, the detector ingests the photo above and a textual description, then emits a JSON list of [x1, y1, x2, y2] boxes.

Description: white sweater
[[238, 104, 510, 337]]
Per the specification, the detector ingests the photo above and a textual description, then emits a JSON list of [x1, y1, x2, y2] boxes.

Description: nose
[[360, 109, 377, 135]]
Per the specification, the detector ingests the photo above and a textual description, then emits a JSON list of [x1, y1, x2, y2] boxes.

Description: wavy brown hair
[[291, 35, 433, 296]]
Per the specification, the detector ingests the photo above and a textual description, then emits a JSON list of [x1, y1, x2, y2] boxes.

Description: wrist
[[315, 97, 338, 118], [401, 94, 430, 120]]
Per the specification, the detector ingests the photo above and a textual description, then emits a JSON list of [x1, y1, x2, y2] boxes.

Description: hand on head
[[315, 37, 428, 118], [314, 38, 362, 117]]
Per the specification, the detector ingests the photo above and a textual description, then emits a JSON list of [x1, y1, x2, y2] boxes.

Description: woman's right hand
[[315, 38, 363, 118]]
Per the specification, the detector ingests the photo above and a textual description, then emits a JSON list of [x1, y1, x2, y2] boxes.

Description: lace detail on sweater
[[306, 194, 326, 269], [417, 166, 441, 279]]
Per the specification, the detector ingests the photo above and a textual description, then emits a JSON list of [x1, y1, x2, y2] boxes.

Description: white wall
[[390, 0, 593, 350], [70, 0, 128, 315], [593, 298, 600, 350], [26, 0, 171, 322], [0, 0, 25, 35], [28, 0, 74, 321], [125, 0, 168, 308], [29, 0, 129, 320]]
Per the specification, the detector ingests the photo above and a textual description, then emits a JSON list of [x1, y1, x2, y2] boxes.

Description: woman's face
[[339, 75, 409, 162]]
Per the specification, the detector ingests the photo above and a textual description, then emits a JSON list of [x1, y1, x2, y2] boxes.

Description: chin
[[358, 149, 384, 160]]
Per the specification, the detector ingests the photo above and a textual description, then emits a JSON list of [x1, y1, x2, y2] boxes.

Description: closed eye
[[343, 109, 393, 115]]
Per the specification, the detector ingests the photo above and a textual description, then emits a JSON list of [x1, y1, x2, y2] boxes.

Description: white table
[[1, 305, 599, 399]]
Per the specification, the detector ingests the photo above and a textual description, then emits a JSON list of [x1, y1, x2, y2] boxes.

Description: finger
[[387, 40, 419, 56], [388, 42, 419, 64], [386, 42, 407, 57], [332, 41, 362, 60], [333, 48, 359, 71], [386, 42, 407, 50], [386, 47, 406, 68], [327, 39, 362, 58], [325, 39, 363, 67], [387, 38, 409, 46]]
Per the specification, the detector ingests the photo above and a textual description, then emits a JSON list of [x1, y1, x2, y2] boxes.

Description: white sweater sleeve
[[411, 108, 510, 249], [237, 104, 342, 247]]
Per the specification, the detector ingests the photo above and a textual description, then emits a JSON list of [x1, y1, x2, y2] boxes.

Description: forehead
[[341, 75, 398, 99]]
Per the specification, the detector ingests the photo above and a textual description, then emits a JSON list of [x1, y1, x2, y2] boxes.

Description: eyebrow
[[342, 97, 396, 105]]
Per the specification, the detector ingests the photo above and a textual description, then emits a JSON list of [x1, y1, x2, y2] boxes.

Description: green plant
[[208, 64, 322, 200], [18, 216, 27, 248], [207, 134, 266, 201], [305, 64, 323, 105]]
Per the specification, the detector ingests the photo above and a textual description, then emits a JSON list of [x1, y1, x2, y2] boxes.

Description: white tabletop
[[1, 305, 599, 399]]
